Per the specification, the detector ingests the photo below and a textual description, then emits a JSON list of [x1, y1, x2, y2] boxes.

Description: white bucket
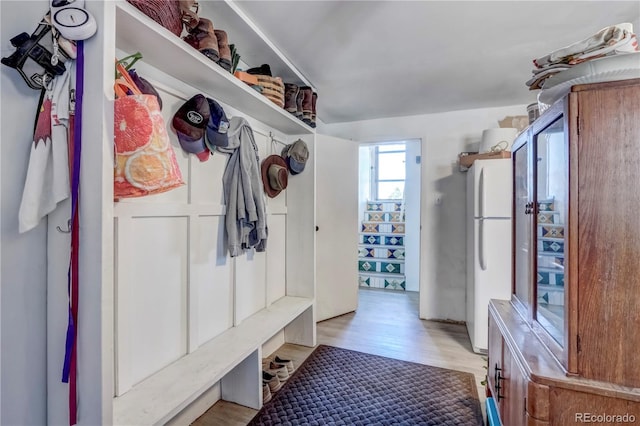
[[480, 128, 518, 153]]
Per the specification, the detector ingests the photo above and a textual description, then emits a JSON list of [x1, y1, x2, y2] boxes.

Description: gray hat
[[281, 139, 309, 175]]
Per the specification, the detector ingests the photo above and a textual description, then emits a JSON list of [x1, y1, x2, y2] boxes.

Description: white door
[[315, 134, 359, 321]]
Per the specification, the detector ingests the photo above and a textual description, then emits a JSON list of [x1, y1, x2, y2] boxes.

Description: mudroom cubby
[[79, 1, 319, 425]]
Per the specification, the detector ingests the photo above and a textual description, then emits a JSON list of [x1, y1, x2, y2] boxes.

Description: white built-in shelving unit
[[106, 1, 317, 424], [115, 1, 314, 136]]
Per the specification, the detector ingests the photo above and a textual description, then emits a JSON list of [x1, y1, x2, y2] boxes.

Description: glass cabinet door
[[534, 117, 567, 346], [513, 143, 530, 309]]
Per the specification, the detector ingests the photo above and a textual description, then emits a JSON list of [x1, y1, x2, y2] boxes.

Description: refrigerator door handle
[[478, 167, 485, 218], [479, 218, 487, 271]]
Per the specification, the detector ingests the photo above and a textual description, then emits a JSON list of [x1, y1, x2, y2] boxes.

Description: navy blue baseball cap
[[205, 97, 230, 151]]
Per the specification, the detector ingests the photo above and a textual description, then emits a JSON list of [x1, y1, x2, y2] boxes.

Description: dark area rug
[[249, 345, 483, 425]]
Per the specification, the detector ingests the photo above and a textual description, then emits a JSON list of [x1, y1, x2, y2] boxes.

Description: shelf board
[[202, 0, 314, 89], [113, 295, 313, 426], [115, 2, 313, 135], [458, 151, 511, 169]]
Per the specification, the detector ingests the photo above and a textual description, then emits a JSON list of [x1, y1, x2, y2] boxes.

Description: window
[[373, 143, 405, 200]]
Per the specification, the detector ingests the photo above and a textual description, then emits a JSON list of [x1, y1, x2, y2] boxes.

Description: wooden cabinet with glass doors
[[487, 79, 640, 425]]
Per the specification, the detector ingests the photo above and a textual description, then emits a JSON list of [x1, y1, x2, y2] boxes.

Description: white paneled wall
[[266, 215, 287, 305], [116, 217, 188, 390], [194, 216, 233, 347], [113, 72, 293, 398], [235, 251, 267, 324]]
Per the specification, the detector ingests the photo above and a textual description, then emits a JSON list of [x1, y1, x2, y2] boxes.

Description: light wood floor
[[193, 288, 487, 425]]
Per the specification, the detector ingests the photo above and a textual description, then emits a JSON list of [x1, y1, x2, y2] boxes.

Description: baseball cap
[[172, 94, 211, 162], [281, 139, 309, 175], [204, 97, 230, 151]]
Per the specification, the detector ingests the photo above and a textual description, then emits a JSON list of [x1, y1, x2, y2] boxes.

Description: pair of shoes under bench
[[262, 370, 283, 393], [263, 361, 289, 382], [263, 355, 295, 374]]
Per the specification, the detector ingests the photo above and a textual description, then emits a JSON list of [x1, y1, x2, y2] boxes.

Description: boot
[[214, 29, 232, 72], [284, 83, 299, 114], [246, 63, 272, 76], [299, 86, 313, 125], [179, 0, 199, 32], [311, 92, 317, 128], [295, 90, 304, 119], [183, 18, 219, 62]]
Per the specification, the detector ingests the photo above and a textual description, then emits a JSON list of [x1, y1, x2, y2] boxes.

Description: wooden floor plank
[[193, 288, 487, 425]]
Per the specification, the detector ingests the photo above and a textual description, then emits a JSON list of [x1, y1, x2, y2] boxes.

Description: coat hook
[[268, 131, 288, 147], [56, 219, 72, 233]]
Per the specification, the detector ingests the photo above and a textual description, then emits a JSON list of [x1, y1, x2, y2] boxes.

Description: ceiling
[[232, 1, 640, 124]]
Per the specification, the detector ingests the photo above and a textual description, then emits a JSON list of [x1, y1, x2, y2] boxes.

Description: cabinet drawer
[[502, 342, 528, 426]]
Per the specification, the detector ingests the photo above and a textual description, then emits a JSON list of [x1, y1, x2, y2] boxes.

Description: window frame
[[372, 144, 406, 200]]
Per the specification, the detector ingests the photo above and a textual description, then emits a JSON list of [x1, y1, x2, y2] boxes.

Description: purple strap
[[71, 47, 83, 228], [61, 40, 83, 426]]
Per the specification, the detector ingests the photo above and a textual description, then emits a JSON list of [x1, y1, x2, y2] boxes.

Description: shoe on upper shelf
[[299, 86, 313, 125], [214, 29, 232, 72], [246, 63, 272, 76], [284, 83, 299, 114], [183, 17, 219, 62], [295, 90, 304, 119], [311, 92, 317, 128], [179, 0, 199, 31]]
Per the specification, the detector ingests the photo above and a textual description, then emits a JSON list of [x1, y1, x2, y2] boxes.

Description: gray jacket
[[220, 117, 267, 256]]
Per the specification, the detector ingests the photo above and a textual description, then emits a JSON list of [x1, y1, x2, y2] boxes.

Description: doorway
[[357, 139, 421, 295]]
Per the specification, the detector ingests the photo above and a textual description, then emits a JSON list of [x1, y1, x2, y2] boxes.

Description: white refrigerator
[[466, 158, 513, 353]]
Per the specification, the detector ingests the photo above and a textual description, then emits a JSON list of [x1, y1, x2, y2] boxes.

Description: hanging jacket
[[220, 116, 267, 256]]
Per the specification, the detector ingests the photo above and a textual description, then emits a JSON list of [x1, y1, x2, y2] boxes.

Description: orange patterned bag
[[113, 62, 184, 198]]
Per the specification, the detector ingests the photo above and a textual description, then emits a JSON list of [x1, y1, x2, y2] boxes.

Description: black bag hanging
[[2, 16, 71, 90]]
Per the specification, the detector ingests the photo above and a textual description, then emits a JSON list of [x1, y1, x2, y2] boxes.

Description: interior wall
[[323, 104, 528, 321], [0, 2, 50, 424], [0, 11, 2, 413], [357, 146, 371, 226], [403, 139, 421, 292]]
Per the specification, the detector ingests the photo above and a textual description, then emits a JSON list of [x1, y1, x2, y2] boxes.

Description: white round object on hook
[[51, 0, 97, 40]]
